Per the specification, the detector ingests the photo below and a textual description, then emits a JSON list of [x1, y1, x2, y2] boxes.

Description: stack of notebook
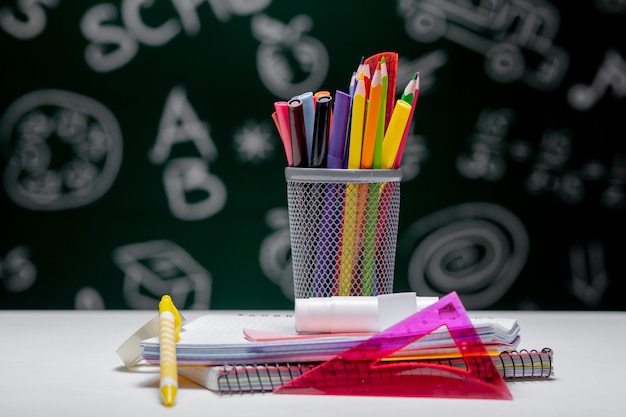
[[137, 311, 552, 393], [140, 312, 521, 365]]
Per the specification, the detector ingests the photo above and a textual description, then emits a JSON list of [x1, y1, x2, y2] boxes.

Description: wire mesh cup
[[286, 167, 402, 299]]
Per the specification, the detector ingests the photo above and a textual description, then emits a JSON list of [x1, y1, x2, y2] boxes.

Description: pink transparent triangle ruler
[[275, 292, 513, 399]]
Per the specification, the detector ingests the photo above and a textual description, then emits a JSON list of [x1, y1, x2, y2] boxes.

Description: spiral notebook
[[179, 348, 554, 393], [140, 312, 521, 365]]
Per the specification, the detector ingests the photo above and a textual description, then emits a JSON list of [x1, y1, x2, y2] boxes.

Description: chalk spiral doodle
[[404, 202, 529, 308]]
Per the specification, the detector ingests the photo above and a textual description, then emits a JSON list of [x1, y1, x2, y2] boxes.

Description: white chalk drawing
[[80, 0, 271, 73], [149, 85, 218, 165], [208, 0, 272, 22], [524, 129, 585, 205], [398, 0, 569, 90], [0, 246, 37, 293], [150, 86, 226, 221], [259, 207, 294, 300], [567, 49, 626, 111], [600, 154, 626, 209], [113, 240, 212, 309], [396, 50, 448, 96], [233, 119, 275, 163], [163, 157, 227, 220], [253, 13, 329, 99], [404, 202, 529, 309], [74, 286, 106, 310], [568, 240, 609, 307], [0, 89, 123, 211], [457, 108, 534, 182], [456, 109, 622, 208], [0, 0, 58, 40], [457, 108, 514, 182], [398, 133, 430, 182], [80, 3, 140, 73]]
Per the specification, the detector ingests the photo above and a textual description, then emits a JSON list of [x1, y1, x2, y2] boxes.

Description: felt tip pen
[[298, 92, 315, 160], [274, 101, 292, 166], [327, 90, 351, 169], [288, 98, 309, 167], [311, 95, 333, 168]]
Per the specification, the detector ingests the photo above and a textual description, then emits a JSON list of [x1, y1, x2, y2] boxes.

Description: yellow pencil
[[339, 74, 367, 295], [348, 74, 366, 170], [381, 100, 412, 169], [338, 182, 358, 296], [159, 295, 181, 407]]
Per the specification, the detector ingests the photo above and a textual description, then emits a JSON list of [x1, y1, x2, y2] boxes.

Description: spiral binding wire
[[215, 348, 554, 394], [218, 363, 317, 394], [495, 348, 554, 378]]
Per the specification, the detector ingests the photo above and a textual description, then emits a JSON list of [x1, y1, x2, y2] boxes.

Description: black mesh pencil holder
[[285, 167, 402, 299]]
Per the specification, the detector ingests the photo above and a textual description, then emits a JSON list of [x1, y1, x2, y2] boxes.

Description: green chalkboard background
[[1, 0, 625, 311]]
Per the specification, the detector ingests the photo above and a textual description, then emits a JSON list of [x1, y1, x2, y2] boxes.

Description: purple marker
[[327, 91, 351, 169]]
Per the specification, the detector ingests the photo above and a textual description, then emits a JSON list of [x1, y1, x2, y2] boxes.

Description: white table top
[[1, 310, 625, 416]]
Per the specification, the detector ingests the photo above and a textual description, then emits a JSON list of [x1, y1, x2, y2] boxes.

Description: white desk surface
[[1, 310, 625, 417]]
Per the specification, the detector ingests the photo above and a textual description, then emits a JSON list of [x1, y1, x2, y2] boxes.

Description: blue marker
[[298, 92, 315, 164]]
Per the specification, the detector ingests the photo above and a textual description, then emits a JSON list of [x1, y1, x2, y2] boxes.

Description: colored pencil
[[347, 74, 366, 170], [361, 62, 382, 170], [393, 72, 420, 169]]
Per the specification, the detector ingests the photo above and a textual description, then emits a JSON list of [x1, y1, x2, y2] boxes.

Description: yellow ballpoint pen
[[159, 295, 181, 407]]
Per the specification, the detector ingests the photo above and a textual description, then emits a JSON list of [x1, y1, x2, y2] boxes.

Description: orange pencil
[[361, 62, 382, 169]]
